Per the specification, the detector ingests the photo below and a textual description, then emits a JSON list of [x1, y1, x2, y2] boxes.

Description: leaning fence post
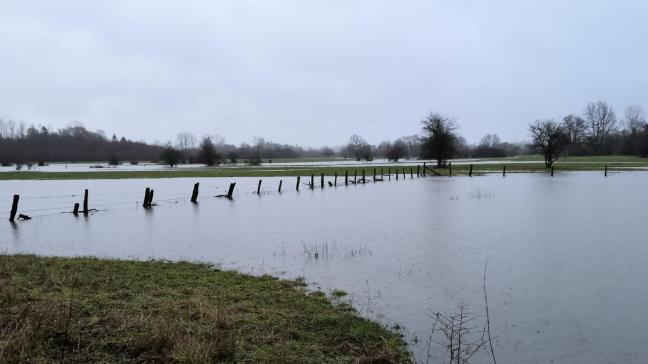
[[143, 188, 150, 208], [469, 164, 473, 177], [257, 180, 262, 194], [227, 182, 236, 198], [604, 165, 608, 177], [148, 190, 154, 206], [73, 203, 79, 216], [191, 183, 199, 203], [278, 180, 283, 193], [83, 189, 89, 215], [9, 195, 19, 222], [296, 176, 301, 191]]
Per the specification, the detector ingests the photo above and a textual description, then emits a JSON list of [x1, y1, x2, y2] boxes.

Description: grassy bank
[[0, 156, 646, 180], [0, 255, 410, 363]]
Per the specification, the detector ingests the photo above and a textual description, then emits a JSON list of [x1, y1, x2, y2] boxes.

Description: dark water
[[1, 172, 647, 363]]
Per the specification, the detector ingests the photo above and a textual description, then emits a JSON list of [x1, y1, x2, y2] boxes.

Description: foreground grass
[[0, 155, 646, 180], [0, 255, 410, 363]]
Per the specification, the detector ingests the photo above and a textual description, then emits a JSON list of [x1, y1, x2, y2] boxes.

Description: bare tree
[[529, 119, 569, 167], [562, 114, 587, 145], [199, 136, 222, 166], [175, 132, 196, 150], [387, 140, 407, 161], [624, 105, 646, 134], [345, 134, 370, 161], [583, 101, 617, 154], [420, 112, 459, 167]]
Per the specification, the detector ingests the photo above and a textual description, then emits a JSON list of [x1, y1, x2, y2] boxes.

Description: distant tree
[[420, 112, 460, 167], [160, 146, 182, 167], [175, 132, 196, 150], [387, 140, 407, 161], [320, 146, 335, 157], [479, 134, 501, 148], [583, 101, 617, 154], [111, 134, 118, 142], [108, 156, 120, 165], [199, 136, 222, 166], [248, 137, 264, 165], [529, 119, 569, 167], [345, 134, 370, 161], [562, 114, 587, 145], [226, 151, 238, 164], [624, 105, 646, 134]]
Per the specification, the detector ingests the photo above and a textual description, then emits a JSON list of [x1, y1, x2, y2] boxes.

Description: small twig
[[483, 258, 497, 364]]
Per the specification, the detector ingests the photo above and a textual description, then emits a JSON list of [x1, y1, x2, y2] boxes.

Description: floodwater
[[1, 172, 647, 363]]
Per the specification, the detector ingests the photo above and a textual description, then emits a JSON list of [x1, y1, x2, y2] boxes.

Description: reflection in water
[[1, 172, 648, 363]]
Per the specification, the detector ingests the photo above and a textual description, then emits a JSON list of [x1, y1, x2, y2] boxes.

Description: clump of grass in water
[[301, 240, 372, 259], [469, 188, 494, 199]]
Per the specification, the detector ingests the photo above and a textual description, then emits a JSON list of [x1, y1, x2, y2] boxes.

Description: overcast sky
[[1, 1, 647, 147]]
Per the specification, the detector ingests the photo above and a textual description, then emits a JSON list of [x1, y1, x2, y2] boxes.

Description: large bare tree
[[529, 119, 569, 167], [583, 101, 617, 154], [175, 132, 196, 150], [420, 112, 459, 167], [562, 114, 587, 145], [624, 105, 646, 134]]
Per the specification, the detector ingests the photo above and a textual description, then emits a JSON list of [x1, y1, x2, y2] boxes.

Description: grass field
[[0, 255, 410, 363], [0, 156, 646, 180]]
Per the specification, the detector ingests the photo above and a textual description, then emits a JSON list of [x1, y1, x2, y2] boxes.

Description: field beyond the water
[[0, 155, 646, 180], [0, 255, 410, 363]]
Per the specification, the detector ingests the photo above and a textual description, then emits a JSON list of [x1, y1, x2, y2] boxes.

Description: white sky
[[1, 1, 647, 146]]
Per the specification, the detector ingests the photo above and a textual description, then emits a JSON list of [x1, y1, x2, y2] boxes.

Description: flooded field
[[2, 172, 647, 363]]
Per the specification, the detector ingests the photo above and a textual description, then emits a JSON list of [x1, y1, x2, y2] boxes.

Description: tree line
[[2, 99, 647, 168]]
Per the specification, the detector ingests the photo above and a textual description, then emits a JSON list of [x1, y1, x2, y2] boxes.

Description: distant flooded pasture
[[2, 172, 647, 363]]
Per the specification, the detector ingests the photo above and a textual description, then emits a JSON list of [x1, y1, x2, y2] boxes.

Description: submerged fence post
[[321, 174, 324, 188], [148, 189, 154, 207], [9, 195, 19, 222], [278, 179, 283, 193], [449, 162, 452, 177], [469, 164, 473, 177], [83, 189, 89, 215], [423, 162, 426, 177], [227, 182, 236, 198], [362, 169, 366, 183], [73, 203, 79, 216], [417, 165, 420, 177], [551, 167, 554, 177], [334, 172, 338, 186], [296, 176, 301, 191], [373, 168, 376, 182], [257, 180, 262, 194], [191, 183, 199, 203], [354, 170, 357, 184], [388, 168, 391, 181], [396, 168, 399, 180], [605, 165, 608, 177], [143, 188, 150, 207], [503, 165, 506, 177], [310, 175, 314, 189], [402, 168, 406, 179], [410, 168, 413, 179], [345, 170, 348, 185]]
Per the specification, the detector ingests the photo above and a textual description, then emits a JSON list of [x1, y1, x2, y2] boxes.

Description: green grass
[[1, 155, 646, 180], [0, 255, 411, 363]]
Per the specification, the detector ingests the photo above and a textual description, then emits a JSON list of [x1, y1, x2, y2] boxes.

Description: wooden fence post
[[423, 162, 426, 177], [402, 169, 406, 179], [503, 165, 506, 177], [73, 203, 79, 216], [83, 189, 89, 215], [396, 168, 399, 180], [469, 164, 473, 177], [143, 188, 149, 207], [410, 168, 413, 178], [257, 180, 262, 194], [310, 175, 314, 189], [381, 168, 384, 180], [278, 180, 283, 193], [388, 168, 391, 180], [334, 172, 338, 186], [227, 183, 236, 198], [449, 162, 452, 177], [551, 167, 554, 177], [605, 166, 608, 177], [148, 189, 154, 207], [9, 195, 19, 222], [321, 174, 324, 188], [373, 168, 376, 182], [362, 169, 366, 183], [191, 183, 199, 203], [345, 170, 348, 185], [354, 170, 357, 184], [296, 176, 301, 191], [417, 165, 420, 177]]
